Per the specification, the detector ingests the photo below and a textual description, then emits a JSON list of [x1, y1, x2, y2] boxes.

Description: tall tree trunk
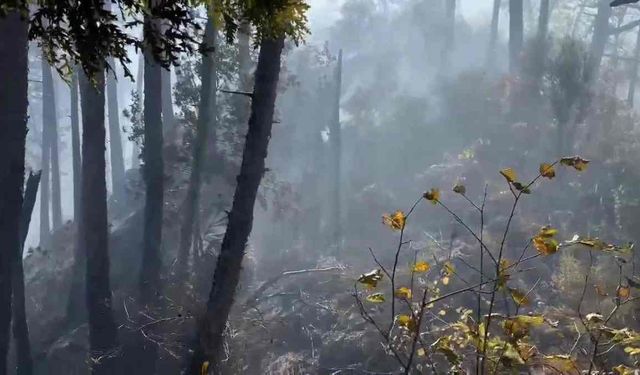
[[12, 171, 40, 375], [40, 55, 51, 249], [509, 0, 524, 74], [66, 69, 86, 326], [0, 10, 28, 373], [79, 69, 119, 375], [131, 52, 144, 170], [627, 25, 640, 106], [71, 70, 82, 222], [186, 36, 285, 374], [177, 15, 216, 281], [486, 0, 502, 68], [161, 67, 175, 135], [441, 0, 456, 70], [531, 0, 549, 85], [106, 58, 126, 213], [586, 0, 612, 83], [330, 50, 343, 253]]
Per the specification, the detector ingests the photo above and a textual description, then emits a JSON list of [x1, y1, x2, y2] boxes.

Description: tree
[[187, 34, 287, 374], [106, 58, 127, 213], [39, 55, 51, 250], [587, 0, 612, 81], [486, 0, 502, 69], [330, 50, 343, 252], [71, 70, 82, 223], [441, 0, 456, 70], [0, 9, 28, 374], [12, 171, 41, 375], [628, 24, 640, 106], [161, 67, 175, 134], [177, 12, 217, 281], [509, 0, 524, 74]]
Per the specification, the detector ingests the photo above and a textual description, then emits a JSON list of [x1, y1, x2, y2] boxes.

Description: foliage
[[355, 157, 640, 373]]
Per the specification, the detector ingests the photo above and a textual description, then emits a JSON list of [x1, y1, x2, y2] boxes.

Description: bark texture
[[106, 58, 126, 212]]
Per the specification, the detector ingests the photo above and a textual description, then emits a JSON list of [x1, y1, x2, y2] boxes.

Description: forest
[[4, 0, 640, 374]]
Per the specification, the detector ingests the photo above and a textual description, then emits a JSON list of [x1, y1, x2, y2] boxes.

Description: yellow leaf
[[542, 355, 578, 374], [417, 348, 426, 357], [538, 225, 558, 238], [509, 288, 529, 306], [366, 293, 386, 303], [624, 347, 640, 356], [617, 285, 631, 300], [438, 309, 447, 316], [500, 168, 518, 183], [357, 269, 383, 289], [395, 287, 412, 300], [397, 314, 416, 331], [382, 210, 406, 231], [442, 276, 450, 285], [423, 188, 440, 204], [533, 236, 558, 256], [452, 183, 466, 194], [443, 261, 455, 276], [560, 156, 590, 171], [201, 361, 210, 375], [614, 365, 636, 375], [412, 261, 431, 273], [540, 163, 556, 179]]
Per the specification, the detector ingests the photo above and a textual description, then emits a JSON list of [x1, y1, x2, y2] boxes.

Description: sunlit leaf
[[542, 355, 578, 374], [617, 285, 631, 300], [509, 288, 529, 306], [540, 163, 556, 179], [357, 269, 384, 289], [624, 347, 640, 356], [538, 225, 558, 238], [432, 336, 461, 365], [533, 236, 558, 256], [438, 309, 447, 316], [614, 364, 636, 375], [586, 313, 604, 324], [366, 292, 386, 303], [412, 261, 431, 273], [423, 188, 440, 204], [382, 210, 406, 231], [395, 287, 412, 300], [500, 168, 518, 183], [560, 156, 590, 171], [452, 183, 466, 195], [201, 361, 210, 375], [417, 348, 426, 357], [441, 261, 454, 285]]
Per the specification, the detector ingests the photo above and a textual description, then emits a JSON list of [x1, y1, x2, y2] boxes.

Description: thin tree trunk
[[627, 25, 640, 106], [12, 171, 40, 375], [42, 55, 63, 230], [71, 70, 82, 222], [187, 36, 285, 374], [509, 0, 524, 74], [486, 0, 502, 68], [131, 52, 144, 170], [330, 50, 343, 253], [177, 15, 216, 281], [40, 54, 51, 249], [441, 0, 456, 70], [0, 10, 28, 373], [531, 0, 549, 85], [587, 0, 612, 82], [161, 67, 175, 135], [79, 68, 119, 375], [106, 58, 126, 212]]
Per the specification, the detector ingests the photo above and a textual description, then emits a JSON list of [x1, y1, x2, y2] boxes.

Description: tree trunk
[[40, 55, 51, 249], [441, 0, 456, 70], [79, 69, 119, 375], [131, 52, 144, 170], [177, 15, 216, 281], [509, 0, 524, 74], [106, 58, 126, 213], [0, 10, 28, 374], [330, 50, 343, 253], [161, 67, 175, 135], [486, 0, 502, 68], [12, 171, 40, 375], [186, 36, 285, 374], [42, 54, 63, 231], [587, 0, 612, 82], [71, 70, 82, 222], [628, 24, 640, 106]]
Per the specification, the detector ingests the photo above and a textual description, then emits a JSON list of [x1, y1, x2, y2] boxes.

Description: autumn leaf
[[500, 168, 518, 183], [624, 347, 640, 356], [397, 314, 416, 331], [453, 183, 466, 195], [617, 285, 631, 300], [438, 309, 447, 316], [533, 236, 558, 255], [366, 293, 386, 303], [560, 156, 590, 171], [614, 364, 636, 375], [509, 288, 530, 306], [423, 188, 440, 204], [540, 163, 556, 179], [382, 210, 406, 231], [395, 287, 412, 300], [542, 355, 579, 374], [412, 260, 431, 273], [201, 361, 210, 375], [538, 225, 558, 238], [417, 348, 426, 357], [357, 269, 383, 289], [441, 261, 455, 285]]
